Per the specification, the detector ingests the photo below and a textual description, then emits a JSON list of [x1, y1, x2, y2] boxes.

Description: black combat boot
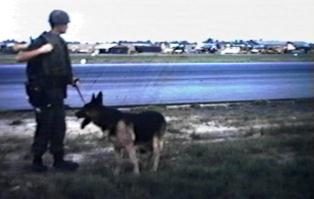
[[53, 154, 79, 171], [32, 156, 48, 172]]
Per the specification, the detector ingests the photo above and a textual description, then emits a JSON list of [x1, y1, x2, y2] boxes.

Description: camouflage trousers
[[31, 88, 66, 157]]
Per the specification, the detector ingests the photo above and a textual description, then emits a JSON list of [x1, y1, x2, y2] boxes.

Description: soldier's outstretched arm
[[16, 43, 54, 62], [12, 43, 29, 52]]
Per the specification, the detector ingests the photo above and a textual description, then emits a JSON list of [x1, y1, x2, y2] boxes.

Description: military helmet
[[48, 10, 70, 26]]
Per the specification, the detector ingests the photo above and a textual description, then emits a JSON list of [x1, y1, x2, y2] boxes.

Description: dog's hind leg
[[151, 124, 166, 172]]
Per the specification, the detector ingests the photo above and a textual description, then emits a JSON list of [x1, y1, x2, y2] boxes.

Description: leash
[[73, 80, 86, 104]]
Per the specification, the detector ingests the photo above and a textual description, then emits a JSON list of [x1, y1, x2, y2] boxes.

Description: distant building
[[0, 41, 4, 51], [285, 41, 311, 53], [94, 43, 129, 54], [108, 45, 129, 54], [220, 45, 241, 54], [116, 41, 162, 53], [247, 40, 265, 53], [195, 42, 218, 53], [232, 40, 249, 50], [68, 43, 95, 53], [134, 45, 161, 53], [259, 41, 287, 54], [161, 42, 187, 54]]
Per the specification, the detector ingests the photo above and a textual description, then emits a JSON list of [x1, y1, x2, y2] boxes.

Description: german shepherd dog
[[75, 92, 166, 174]]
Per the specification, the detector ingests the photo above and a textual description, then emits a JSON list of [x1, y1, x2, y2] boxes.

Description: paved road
[[0, 62, 313, 110]]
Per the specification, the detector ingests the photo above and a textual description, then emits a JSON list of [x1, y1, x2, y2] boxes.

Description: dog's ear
[[96, 92, 103, 105], [91, 94, 96, 103]]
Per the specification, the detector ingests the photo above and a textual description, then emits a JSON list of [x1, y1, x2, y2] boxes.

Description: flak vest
[[41, 32, 73, 87], [25, 32, 73, 107]]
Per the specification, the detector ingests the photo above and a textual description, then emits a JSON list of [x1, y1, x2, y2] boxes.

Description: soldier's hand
[[72, 77, 80, 87], [12, 43, 29, 52], [38, 43, 54, 54]]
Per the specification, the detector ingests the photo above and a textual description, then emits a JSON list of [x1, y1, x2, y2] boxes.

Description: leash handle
[[73, 77, 80, 86], [73, 83, 86, 104]]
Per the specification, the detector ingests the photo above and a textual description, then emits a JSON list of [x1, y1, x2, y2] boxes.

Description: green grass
[[1, 125, 313, 199], [1, 53, 314, 64]]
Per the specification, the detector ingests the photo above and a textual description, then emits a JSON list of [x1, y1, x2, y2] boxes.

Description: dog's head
[[75, 92, 103, 129]]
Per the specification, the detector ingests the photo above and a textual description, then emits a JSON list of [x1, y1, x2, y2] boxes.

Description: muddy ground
[[0, 99, 313, 198]]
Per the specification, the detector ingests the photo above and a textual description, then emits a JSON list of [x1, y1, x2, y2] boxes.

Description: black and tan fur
[[75, 92, 166, 174]]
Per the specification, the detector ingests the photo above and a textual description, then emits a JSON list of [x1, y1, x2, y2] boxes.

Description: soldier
[[16, 10, 79, 172]]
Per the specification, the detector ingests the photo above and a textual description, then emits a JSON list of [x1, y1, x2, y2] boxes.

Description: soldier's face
[[57, 24, 68, 34]]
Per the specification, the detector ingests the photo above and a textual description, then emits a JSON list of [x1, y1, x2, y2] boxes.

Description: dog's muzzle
[[75, 110, 86, 118]]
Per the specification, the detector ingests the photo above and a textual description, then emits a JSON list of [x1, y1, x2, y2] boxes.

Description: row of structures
[[1, 39, 313, 55], [68, 40, 313, 55]]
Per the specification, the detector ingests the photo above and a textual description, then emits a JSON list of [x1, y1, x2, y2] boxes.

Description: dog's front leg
[[114, 146, 123, 176], [116, 120, 139, 174], [125, 144, 140, 174]]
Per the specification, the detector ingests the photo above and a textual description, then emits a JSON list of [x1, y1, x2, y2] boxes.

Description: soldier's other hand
[[12, 43, 29, 52], [38, 43, 54, 54]]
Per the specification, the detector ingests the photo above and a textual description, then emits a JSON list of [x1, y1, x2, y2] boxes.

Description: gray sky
[[1, 0, 314, 43]]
